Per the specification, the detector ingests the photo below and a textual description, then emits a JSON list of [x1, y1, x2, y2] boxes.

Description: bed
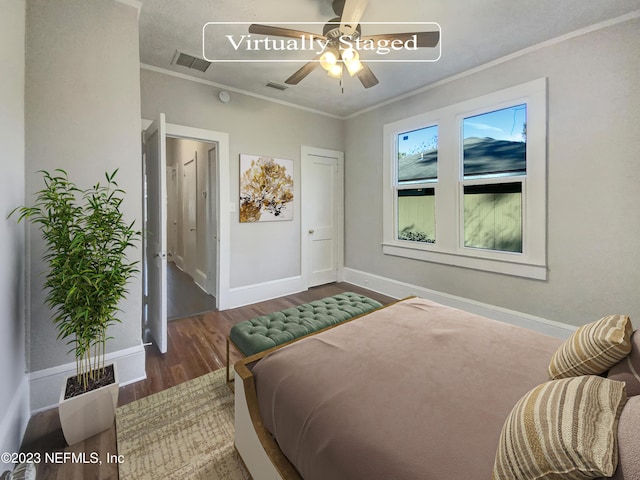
[[234, 297, 640, 480]]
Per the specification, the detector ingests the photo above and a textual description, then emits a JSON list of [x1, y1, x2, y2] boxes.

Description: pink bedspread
[[252, 297, 563, 480]]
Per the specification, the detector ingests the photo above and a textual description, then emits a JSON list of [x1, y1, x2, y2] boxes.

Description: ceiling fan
[[248, 0, 440, 88]]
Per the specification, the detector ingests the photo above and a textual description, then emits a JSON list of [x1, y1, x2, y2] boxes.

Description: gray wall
[[140, 69, 345, 288], [0, 0, 28, 467], [25, 0, 143, 371], [344, 17, 640, 327]]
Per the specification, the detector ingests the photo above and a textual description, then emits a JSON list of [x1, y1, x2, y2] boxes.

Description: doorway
[[165, 137, 217, 320], [143, 116, 230, 353]]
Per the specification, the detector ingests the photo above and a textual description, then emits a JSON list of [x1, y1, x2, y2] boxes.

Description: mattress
[[251, 297, 563, 480]]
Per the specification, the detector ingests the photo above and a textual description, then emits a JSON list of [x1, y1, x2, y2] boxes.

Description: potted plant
[[11, 169, 140, 445]]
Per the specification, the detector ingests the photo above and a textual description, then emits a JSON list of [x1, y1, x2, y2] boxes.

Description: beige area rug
[[116, 368, 251, 480]]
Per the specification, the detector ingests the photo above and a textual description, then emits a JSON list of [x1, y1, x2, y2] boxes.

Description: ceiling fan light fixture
[[341, 46, 357, 62], [341, 48, 363, 76], [344, 58, 363, 76], [327, 63, 343, 79], [319, 47, 340, 71]]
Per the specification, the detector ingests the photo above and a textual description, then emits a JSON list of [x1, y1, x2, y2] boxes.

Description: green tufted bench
[[226, 292, 383, 381]]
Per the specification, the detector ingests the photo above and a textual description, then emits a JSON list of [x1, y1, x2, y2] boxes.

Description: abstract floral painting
[[239, 154, 294, 222]]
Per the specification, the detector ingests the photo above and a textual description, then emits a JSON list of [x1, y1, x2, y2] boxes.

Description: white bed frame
[[234, 366, 285, 480]]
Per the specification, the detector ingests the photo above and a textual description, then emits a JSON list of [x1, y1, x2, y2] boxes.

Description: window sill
[[382, 243, 547, 280]]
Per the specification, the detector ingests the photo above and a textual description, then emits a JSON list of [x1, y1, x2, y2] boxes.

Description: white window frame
[[382, 78, 547, 280]]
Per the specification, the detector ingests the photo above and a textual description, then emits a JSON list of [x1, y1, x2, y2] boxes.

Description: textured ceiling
[[138, 0, 640, 118]]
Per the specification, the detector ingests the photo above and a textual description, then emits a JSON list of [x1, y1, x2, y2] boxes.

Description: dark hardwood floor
[[19, 283, 395, 480]]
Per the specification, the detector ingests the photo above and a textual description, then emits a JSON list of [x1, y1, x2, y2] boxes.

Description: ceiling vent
[[266, 82, 288, 91], [172, 51, 211, 73]]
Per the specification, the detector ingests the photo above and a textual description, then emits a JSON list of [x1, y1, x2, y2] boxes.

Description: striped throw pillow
[[548, 315, 632, 379], [608, 330, 640, 397], [492, 376, 627, 480]]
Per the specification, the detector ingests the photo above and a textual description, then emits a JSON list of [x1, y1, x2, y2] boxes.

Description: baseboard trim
[[29, 343, 146, 413], [194, 268, 208, 292], [344, 268, 576, 339], [175, 256, 185, 271], [0, 375, 30, 471], [222, 276, 306, 310]]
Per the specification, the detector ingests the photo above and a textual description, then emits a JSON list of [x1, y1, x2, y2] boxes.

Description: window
[[396, 125, 437, 244], [382, 79, 547, 279], [463, 182, 522, 252], [398, 188, 435, 243], [462, 104, 526, 253]]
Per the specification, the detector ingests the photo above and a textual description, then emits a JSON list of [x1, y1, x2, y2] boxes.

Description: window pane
[[398, 188, 435, 244], [464, 183, 522, 253], [398, 125, 438, 183], [463, 104, 526, 179]]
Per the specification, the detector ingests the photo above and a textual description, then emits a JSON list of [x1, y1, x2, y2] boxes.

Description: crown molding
[[140, 63, 345, 120], [345, 9, 640, 119]]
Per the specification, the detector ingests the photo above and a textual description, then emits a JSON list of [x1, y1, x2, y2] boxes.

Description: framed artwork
[[239, 154, 294, 222]]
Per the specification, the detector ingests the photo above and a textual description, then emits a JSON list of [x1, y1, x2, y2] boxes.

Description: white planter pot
[[58, 363, 119, 446]]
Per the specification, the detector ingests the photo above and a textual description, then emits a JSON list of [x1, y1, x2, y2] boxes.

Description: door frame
[[300, 145, 345, 288], [166, 123, 229, 310], [206, 145, 218, 296], [142, 118, 230, 311]]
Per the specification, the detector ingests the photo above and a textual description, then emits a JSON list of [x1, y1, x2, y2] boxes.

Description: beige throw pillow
[[608, 330, 640, 397], [492, 376, 627, 480], [548, 315, 632, 379]]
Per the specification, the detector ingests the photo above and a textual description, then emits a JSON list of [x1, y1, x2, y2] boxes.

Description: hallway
[[167, 262, 217, 320]]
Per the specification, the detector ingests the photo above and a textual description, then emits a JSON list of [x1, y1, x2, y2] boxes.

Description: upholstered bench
[[226, 292, 383, 381]]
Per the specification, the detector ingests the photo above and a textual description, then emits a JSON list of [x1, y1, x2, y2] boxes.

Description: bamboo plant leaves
[[10, 169, 141, 392]]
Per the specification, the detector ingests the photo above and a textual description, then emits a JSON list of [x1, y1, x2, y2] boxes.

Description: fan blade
[[360, 31, 440, 48], [249, 24, 325, 41], [340, 0, 368, 35], [356, 62, 379, 88], [285, 56, 321, 85]]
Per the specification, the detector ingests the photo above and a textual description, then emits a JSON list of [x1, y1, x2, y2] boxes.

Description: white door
[[301, 146, 344, 287], [166, 166, 178, 260], [183, 157, 197, 278], [144, 114, 168, 353]]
